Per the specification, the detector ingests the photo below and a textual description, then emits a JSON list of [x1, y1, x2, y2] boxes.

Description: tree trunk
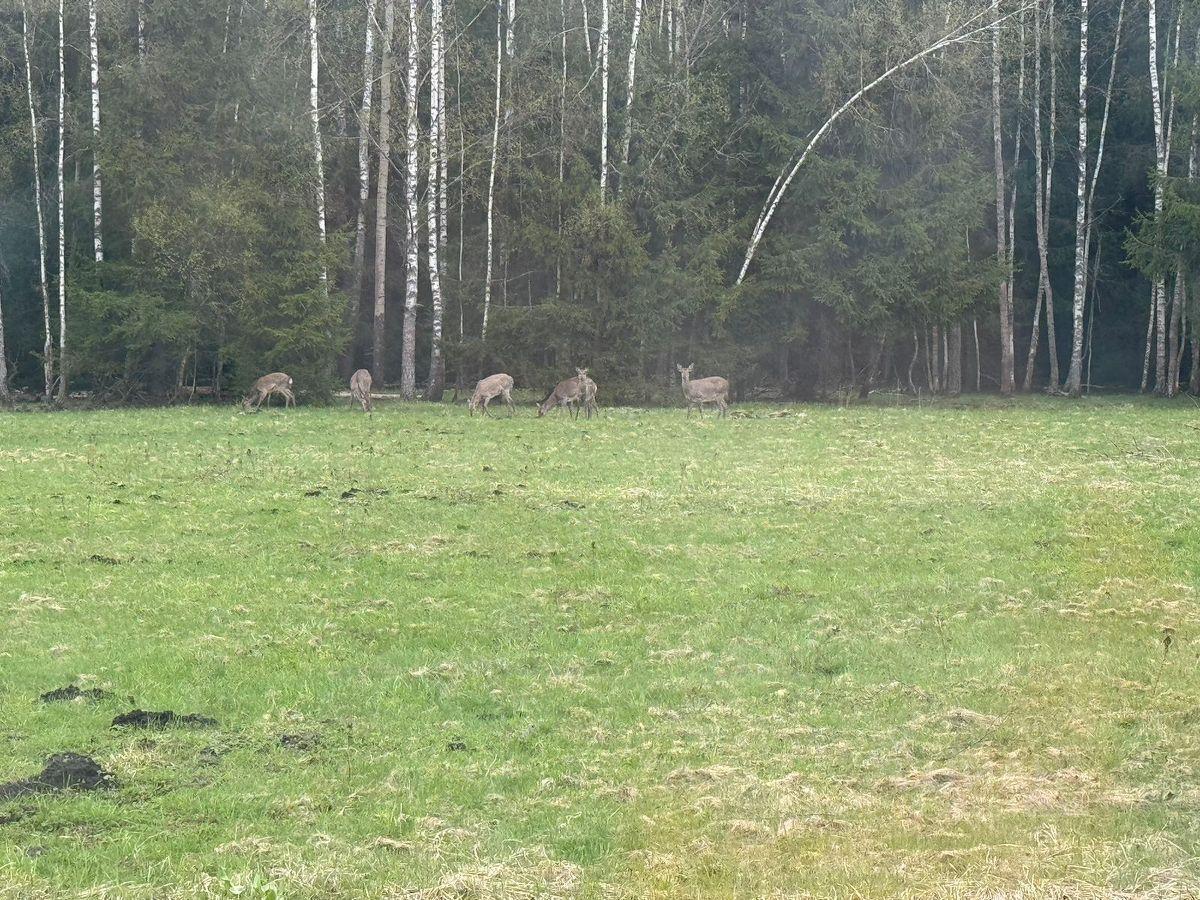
[[557, 0, 567, 297], [599, 0, 610, 201], [1064, 0, 1088, 397], [1148, 0, 1167, 393], [581, 0, 593, 62], [0, 279, 9, 404], [1043, 0, 1060, 389], [350, 0, 378, 368], [618, 0, 644, 196], [88, 0, 104, 262], [137, 0, 146, 62], [735, 7, 1016, 285], [1024, 3, 1047, 393], [947, 323, 962, 396], [56, 0, 67, 405], [482, 0, 503, 339], [400, 0, 420, 400], [1191, 333, 1200, 394], [22, 0, 54, 401], [372, 0, 395, 388], [993, 0, 1014, 395], [309, 0, 328, 289], [427, 0, 446, 401]]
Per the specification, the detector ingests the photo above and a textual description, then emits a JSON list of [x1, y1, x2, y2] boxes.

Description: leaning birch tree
[[400, 0, 420, 400], [373, 0, 396, 387], [482, 0, 503, 338], [1064, 0, 1088, 396], [618, 0, 644, 196], [22, 0, 54, 400], [88, 0, 104, 261], [309, 0, 328, 288], [427, 0, 446, 400]]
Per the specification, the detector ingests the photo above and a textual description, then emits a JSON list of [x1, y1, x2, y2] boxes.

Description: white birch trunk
[[1064, 0, 1088, 396], [22, 0, 54, 401], [88, 0, 104, 262], [400, 0, 420, 400], [309, 0, 328, 288], [1043, 0, 1061, 389], [993, 0, 1014, 395], [1006, 9, 1025, 370], [427, 0, 446, 400], [599, 0, 610, 202], [373, 0, 396, 386], [1148, 0, 1167, 393], [0, 278, 8, 403], [581, 0, 593, 63], [482, 0, 503, 339], [735, 5, 1020, 286], [56, 0, 67, 404], [617, 0, 644, 197], [353, 0, 378, 316], [1024, 0, 1049, 392], [557, 0, 567, 297], [138, 0, 146, 62]]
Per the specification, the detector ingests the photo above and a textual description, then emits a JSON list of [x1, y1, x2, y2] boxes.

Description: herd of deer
[[242, 363, 730, 418]]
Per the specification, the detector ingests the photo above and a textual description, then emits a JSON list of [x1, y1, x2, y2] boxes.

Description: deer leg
[[506, 392, 515, 416], [483, 396, 493, 417]]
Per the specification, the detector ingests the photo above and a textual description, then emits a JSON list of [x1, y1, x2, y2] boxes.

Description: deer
[[349, 369, 373, 414], [468, 373, 516, 416], [538, 373, 585, 418], [677, 364, 730, 418], [243, 372, 295, 411], [576, 368, 599, 419]]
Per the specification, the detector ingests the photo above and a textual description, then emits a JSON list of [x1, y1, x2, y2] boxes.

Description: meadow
[[1, 397, 1198, 899]]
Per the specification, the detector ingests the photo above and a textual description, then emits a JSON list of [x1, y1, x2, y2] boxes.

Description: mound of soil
[[40, 685, 113, 703], [112, 709, 218, 729], [0, 754, 113, 801]]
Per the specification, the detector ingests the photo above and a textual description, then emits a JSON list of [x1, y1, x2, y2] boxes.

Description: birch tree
[[88, 0, 104, 261], [373, 0, 396, 387], [427, 0, 446, 401], [56, 0, 67, 404], [22, 0, 54, 400], [1064, 0, 1088, 397], [557, 0, 567, 296], [992, 0, 1014, 395], [1023, 0, 1053, 392], [0, 278, 8, 404], [309, 0, 328, 288], [400, 0, 420, 400], [482, 0, 503, 338], [599, 0, 610, 201], [352, 0, 378, 339], [618, 0, 644, 196], [1146, 0, 1167, 393]]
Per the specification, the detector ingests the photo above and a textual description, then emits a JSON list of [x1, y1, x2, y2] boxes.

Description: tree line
[[0, 0, 1198, 404]]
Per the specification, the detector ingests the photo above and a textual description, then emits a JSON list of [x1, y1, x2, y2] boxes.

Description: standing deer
[[677, 364, 729, 417], [469, 373, 516, 416], [538, 373, 585, 418], [576, 368, 599, 418], [243, 372, 295, 411], [349, 369, 373, 414]]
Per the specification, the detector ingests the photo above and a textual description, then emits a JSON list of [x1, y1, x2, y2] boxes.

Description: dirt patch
[[40, 684, 114, 703], [112, 709, 218, 729], [280, 732, 321, 752], [0, 753, 113, 801], [341, 487, 390, 499]]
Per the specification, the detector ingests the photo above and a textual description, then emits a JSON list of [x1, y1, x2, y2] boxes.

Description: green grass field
[[1, 398, 1199, 898]]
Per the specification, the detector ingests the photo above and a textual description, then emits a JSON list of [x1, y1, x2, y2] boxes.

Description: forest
[[1, 0, 1199, 404]]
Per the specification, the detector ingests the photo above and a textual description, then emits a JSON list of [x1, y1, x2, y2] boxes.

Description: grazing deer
[[469, 373, 516, 416], [243, 372, 295, 411], [349, 369, 373, 414], [677, 364, 730, 418], [538, 373, 585, 418], [576, 368, 599, 419]]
